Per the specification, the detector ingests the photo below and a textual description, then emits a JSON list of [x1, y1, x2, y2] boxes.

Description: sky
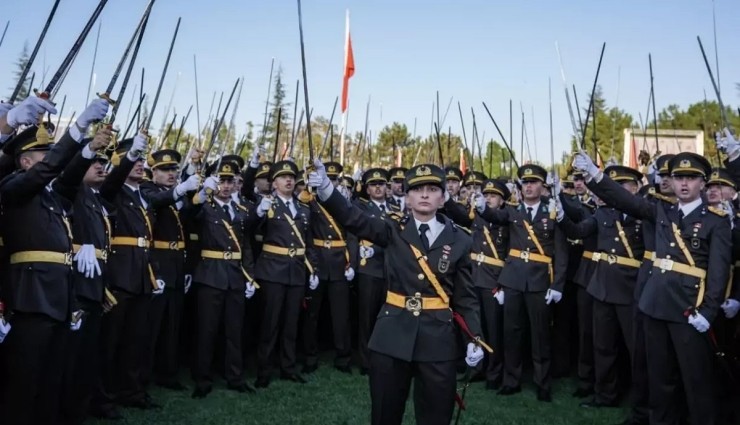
[[2, 0, 739, 166]]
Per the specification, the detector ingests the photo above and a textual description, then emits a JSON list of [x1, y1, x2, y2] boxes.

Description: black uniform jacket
[[321, 189, 481, 363], [141, 182, 187, 290]]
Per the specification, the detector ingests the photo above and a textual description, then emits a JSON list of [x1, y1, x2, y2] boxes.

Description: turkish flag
[[341, 10, 355, 113]]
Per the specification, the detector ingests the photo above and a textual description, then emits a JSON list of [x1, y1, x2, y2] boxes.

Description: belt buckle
[[288, 248, 297, 257], [223, 251, 233, 260], [476, 252, 485, 263], [591, 252, 602, 262], [64, 252, 73, 266], [660, 258, 674, 273], [137, 237, 147, 248], [520, 251, 530, 262], [169, 241, 178, 250], [607, 254, 617, 265], [324, 240, 332, 249], [405, 293, 423, 316]]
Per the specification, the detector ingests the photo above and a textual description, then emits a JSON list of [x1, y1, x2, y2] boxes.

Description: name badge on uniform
[[439, 245, 451, 273]]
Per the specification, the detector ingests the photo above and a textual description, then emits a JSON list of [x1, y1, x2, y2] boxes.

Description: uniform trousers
[[303, 279, 352, 368], [257, 281, 304, 377]]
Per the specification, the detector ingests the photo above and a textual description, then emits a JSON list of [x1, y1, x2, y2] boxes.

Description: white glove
[[551, 173, 561, 198], [546, 174, 554, 186], [556, 201, 564, 222], [309, 274, 319, 290], [70, 311, 83, 331], [0, 102, 13, 118], [0, 318, 11, 344], [153, 279, 165, 295], [203, 175, 219, 192], [344, 267, 355, 281], [465, 342, 485, 367], [474, 193, 486, 213], [716, 128, 740, 157], [308, 158, 333, 201], [494, 289, 504, 305], [6, 96, 57, 128], [175, 174, 201, 197], [245, 282, 256, 299], [127, 132, 148, 160], [256, 195, 273, 217], [359, 246, 375, 259], [545, 288, 562, 305], [352, 169, 362, 181], [572, 151, 599, 178], [184, 274, 192, 294], [688, 312, 710, 333], [76, 98, 109, 130], [249, 144, 261, 168], [722, 299, 740, 319], [74, 244, 102, 279], [337, 184, 351, 200]]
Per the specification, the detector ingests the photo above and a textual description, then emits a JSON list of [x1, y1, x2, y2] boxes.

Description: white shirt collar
[[523, 200, 541, 215], [277, 194, 293, 205], [371, 199, 387, 210], [124, 183, 139, 192], [678, 197, 702, 217], [414, 216, 444, 247]]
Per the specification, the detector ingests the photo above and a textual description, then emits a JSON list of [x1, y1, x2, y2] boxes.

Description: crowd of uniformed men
[[0, 95, 739, 425]]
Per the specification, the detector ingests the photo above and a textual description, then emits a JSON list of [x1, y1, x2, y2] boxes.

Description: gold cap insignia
[[609, 170, 617, 178], [524, 168, 533, 176], [679, 159, 691, 168], [162, 154, 172, 162], [416, 165, 431, 176], [373, 171, 381, 178], [283, 163, 292, 170], [223, 164, 233, 174], [485, 182, 494, 190], [711, 171, 719, 180], [328, 165, 336, 173]]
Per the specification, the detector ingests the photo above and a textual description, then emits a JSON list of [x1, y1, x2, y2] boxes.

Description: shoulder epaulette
[[454, 224, 472, 234], [649, 191, 677, 204], [506, 201, 519, 207], [297, 201, 310, 208], [235, 204, 248, 212], [708, 206, 728, 217], [388, 211, 404, 222]]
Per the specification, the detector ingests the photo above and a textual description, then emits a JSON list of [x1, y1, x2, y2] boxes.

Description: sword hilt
[[97, 92, 117, 106]]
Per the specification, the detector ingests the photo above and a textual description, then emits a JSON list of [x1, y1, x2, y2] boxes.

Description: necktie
[[419, 223, 430, 251], [526, 207, 533, 221], [678, 209, 684, 227], [286, 200, 295, 217], [223, 204, 232, 221], [132, 189, 143, 207], [379, 204, 386, 213]]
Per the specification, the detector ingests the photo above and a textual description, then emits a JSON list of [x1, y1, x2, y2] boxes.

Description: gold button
[[417, 274, 424, 280], [666, 255, 671, 259], [614, 237, 619, 242], [670, 243, 675, 247], [413, 311, 420, 317]]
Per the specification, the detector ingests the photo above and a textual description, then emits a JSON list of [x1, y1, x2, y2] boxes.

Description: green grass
[[89, 361, 625, 425]]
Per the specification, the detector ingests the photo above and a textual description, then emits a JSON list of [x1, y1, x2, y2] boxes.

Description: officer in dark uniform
[[140, 149, 200, 390], [574, 151, 731, 425], [189, 160, 257, 398], [0, 97, 109, 425], [444, 166, 463, 200], [98, 133, 162, 409], [558, 174, 597, 399], [253, 160, 318, 388], [463, 170, 486, 195], [352, 168, 399, 375], [308, 161, 487, 425], [558, 165, 645, 408], [475, 164, 569, 402], [444, 179, 510, 390], [303, 161, 355, 374], [59, 129, 121, 423], [388, 167, 407, 211]]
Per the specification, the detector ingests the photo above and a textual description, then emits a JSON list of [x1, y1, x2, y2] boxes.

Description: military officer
[[574, 151, 731, 425], [140, 149, 200, 390], [474, 164, 569, 402], [444, 166, 463, 200], [0, 97, 109, 425], [444, 179, 510, 390], [352, 168, 399, 375], [253, 160, 318, 388], [190, 160, 257, 398], [557, 165, 645, 408], [388, 167, 407, 211], [308, 161, 486, 425], [303, 161, 355, 374], [98, 133, 162, 410]]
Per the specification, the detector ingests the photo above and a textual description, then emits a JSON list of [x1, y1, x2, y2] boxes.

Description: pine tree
[[9, 42, 31, 100]]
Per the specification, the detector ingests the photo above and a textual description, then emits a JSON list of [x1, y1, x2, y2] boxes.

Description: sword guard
[[97, 92, 117, 106]]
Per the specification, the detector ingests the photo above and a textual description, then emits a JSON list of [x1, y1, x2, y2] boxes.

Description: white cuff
[[69, 124, 85, 143], [318, 185, 334, 202], [592, 170, 604, 184], [126, 151, 140, 162], [81, 144, 95, 159]]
